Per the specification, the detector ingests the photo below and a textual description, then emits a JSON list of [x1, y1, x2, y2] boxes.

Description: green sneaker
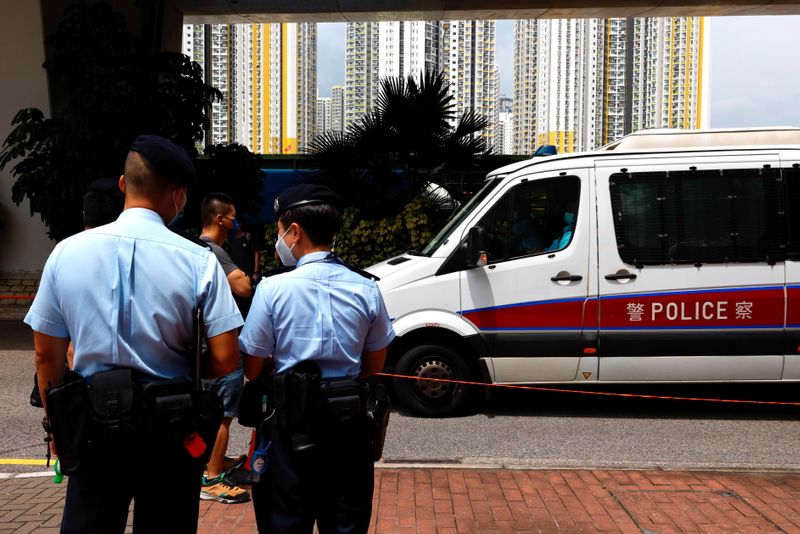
[[200, 475, 251, 504]]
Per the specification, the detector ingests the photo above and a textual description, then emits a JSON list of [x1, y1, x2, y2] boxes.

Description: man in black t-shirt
[[227, 224, 264, 318], [198, 193, 252, 504]]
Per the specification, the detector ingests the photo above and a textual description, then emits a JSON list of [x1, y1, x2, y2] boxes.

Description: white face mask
[[275, 226, 297, 266], [169, 189, 184, 226]]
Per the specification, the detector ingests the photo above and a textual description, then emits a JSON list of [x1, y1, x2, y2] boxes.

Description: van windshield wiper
[[405, 249, 423, 256]]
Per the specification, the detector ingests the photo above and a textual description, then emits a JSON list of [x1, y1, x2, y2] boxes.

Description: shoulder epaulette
[[330, 254, 380, 281], [344, 264, 380, 282], [169, 226, 212, 250]]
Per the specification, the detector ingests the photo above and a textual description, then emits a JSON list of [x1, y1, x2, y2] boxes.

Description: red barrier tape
[[375, 372, 800, 407], [0, 295, 34, 300]]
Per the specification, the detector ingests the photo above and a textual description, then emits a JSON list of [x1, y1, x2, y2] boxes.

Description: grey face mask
[[275, 227, 297, 266]]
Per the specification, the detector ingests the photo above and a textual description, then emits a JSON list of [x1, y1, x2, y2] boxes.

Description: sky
[[317, 16, 800, 128]]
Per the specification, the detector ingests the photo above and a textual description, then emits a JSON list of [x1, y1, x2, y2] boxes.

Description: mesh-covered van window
[[609, 167, 786, 265], [785, 166, 800, 260]]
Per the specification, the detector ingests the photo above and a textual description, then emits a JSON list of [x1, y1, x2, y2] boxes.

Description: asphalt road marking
[[0, 459, 49, 466]]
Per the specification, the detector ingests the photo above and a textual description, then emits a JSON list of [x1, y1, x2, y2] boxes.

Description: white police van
[[367, 127, 800, 416]]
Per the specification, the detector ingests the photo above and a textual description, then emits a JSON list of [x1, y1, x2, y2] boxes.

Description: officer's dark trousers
[[252, 420, 374, 534], [60, 441, 203, 534]]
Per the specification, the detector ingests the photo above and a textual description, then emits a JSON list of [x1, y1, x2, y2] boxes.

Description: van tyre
[[393, 344, 474, 416]]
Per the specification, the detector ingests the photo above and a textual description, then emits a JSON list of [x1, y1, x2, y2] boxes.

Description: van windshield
[[420, 177, 504, 256]]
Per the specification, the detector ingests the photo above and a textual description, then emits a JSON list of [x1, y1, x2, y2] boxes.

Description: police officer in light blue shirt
[[240, 184, 395, 534], [25, 135, 243, 534]]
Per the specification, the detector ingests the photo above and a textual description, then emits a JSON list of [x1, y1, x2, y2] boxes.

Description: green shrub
[[336, 198, 435, 268], [260, 197, 437, 271]]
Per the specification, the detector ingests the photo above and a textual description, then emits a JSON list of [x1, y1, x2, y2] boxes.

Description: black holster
[[273, 362, 373, 456], [44, 371, 90, 475], [273, 361, 322, 454]]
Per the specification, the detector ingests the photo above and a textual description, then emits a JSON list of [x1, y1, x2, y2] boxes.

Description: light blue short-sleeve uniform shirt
[[25, 208, 243, 380], [239, 251, 395, 379]]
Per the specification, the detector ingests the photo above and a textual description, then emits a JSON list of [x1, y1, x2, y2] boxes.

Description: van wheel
[[393, 344, 474, 417]]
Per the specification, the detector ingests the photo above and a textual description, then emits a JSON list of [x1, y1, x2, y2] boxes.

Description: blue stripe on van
[[598, 285, 783, 301]]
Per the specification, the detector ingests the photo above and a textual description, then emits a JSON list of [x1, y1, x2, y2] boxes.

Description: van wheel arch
[[387, 328, 485, 417]]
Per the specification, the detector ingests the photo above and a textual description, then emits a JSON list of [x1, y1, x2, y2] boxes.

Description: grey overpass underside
[[177, 0, 800, 23]]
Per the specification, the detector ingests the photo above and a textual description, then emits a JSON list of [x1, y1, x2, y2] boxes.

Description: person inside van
[[511, 211, 547, 256], [545, 200, 577, 252]]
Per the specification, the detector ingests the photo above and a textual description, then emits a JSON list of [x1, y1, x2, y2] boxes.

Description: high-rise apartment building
[[345, 22, 380, 128], [331, 85, 345, 134], [182, 24, 237, 146], [497, 96, 514, 155], [182, 23, 317, 154], [345, 21, 442, 128], [316, 96, 332, 137], [498, 110, 514, 155], [513, 17, 709, 155], [441, 21, 498, 150], [344, 20, 497, 147]]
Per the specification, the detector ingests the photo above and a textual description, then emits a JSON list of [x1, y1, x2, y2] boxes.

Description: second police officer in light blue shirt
[[239, 184, 395, 534]]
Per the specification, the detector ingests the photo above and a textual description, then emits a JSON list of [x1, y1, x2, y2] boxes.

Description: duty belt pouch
[[44, 370, 90, 475], [143, 378, 196, 443], [274, 361, 321, 454], [89, 368, 140, 451], [142, 378, 222, 464], [319, 379, 364, 435], [239, 373, 272, 429]]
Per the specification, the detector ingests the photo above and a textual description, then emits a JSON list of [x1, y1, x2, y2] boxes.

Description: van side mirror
[[466, 226, 488, 268]]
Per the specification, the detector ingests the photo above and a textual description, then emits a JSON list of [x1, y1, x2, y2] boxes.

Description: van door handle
[[605, 273, 638, 281], [551, 274, 583, 282]]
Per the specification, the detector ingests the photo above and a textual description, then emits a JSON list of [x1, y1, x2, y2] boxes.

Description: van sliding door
[[596, 154, 785, 382]]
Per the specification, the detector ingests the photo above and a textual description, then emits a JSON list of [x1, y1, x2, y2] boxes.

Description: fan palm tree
[[310, 70, 489, 219]]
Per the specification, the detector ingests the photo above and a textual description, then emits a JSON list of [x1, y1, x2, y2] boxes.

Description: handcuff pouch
[[319, 379, 365, 435], [88, 368, 141, 452]]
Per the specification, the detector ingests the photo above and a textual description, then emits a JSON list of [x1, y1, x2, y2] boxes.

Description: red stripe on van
[[463, 299, 585, 330], [786, 286, 800, 326]]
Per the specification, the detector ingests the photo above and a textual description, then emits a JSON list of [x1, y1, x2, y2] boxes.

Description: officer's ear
[[119, 175, 126, 194], [289, 222, 303, 243]]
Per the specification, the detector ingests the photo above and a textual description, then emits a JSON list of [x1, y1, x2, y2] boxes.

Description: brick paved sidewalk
[[1, 468, 798, 533]]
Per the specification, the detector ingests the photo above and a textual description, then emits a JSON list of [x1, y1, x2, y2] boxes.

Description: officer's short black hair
[[201, 192, 235, 227], [124, 151, 175, 199], [279, 203, 342, 247], [275, 184, 343, 246], [129, 135, 195, 187]]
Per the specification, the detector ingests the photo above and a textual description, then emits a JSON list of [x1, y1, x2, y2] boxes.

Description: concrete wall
[[0, 2, 54, 273]]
